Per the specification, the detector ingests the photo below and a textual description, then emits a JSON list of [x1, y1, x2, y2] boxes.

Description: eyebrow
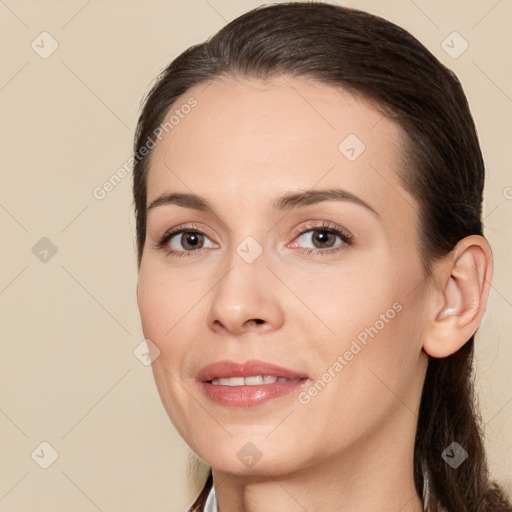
[[147, 188, 379, 217]]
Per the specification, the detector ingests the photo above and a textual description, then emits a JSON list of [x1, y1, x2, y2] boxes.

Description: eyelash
[[155, 221, 353, 258]]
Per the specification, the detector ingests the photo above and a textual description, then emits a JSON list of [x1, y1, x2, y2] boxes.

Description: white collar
[[204, 485, 217, 512]]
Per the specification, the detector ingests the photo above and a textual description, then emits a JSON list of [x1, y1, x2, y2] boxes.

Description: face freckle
[[136, 75, 429, 476]]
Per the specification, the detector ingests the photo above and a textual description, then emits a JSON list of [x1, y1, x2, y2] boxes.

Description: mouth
[[210, 375, 302, 386], [197, 360, 309, 407]]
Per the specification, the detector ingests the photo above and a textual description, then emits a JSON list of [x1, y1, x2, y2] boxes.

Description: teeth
[[245, 375, 263, 385], [210, 375, 300, 386]]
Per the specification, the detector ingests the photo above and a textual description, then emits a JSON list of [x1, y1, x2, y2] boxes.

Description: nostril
[[254, 319, 264, 325]]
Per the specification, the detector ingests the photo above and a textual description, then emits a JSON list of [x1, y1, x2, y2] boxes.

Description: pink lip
[[197, 360, 309, 408], [197, 359, 308, 381]]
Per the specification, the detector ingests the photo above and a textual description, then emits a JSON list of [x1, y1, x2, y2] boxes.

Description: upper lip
[[197, 360, 308, 382]]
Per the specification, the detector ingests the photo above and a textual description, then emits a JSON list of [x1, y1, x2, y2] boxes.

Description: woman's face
[[137, 76, 430, 475]]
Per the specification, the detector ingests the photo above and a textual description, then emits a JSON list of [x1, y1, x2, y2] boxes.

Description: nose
[[206, 253, 285, 336]]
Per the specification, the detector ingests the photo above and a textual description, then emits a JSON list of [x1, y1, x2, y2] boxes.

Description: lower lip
[[201, 379, 308, 407]]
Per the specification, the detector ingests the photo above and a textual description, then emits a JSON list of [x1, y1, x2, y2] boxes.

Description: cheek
[[137, 262, 192, 335], [287, 259, 402, 343], [136, 266, 185, 365], [291, 261, 423, 413], [136, 264, 213, 386], [295, 307, 422, 455], [309, 249, 422, 343], [137, 268, 200, 428], [137, 273, 166, 338]]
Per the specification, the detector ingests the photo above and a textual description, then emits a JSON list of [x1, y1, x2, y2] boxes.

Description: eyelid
[[289, 220, 353, 245], [286, 222, 353, 257], [154, 223, 218, 250]]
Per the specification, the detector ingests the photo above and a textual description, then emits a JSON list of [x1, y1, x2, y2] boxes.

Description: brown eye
[[156, 226, 219, 257], [176, 231, 204, 250], [167, 230, 214, 251], [296, 229, 345, 250], [311, 230, 337, 248]]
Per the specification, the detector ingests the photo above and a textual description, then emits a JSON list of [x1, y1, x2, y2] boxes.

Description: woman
[[133, 3, 511, 511]]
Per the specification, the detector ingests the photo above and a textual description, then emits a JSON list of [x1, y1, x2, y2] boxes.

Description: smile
[[210, 375, 301, 386], [197, 360, 309, 407]]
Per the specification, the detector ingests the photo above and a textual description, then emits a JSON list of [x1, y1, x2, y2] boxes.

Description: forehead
[[146, 75, 415, 223]]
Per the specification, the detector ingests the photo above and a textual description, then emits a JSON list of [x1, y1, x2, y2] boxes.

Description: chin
[[190, 435, 311, 478]]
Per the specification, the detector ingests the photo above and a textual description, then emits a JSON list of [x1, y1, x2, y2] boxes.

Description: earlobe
[[422, 235, 493, 359]]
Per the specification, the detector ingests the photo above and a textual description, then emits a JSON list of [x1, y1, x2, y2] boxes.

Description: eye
[[290, 222, 353, 255], [155, 221, 352, 258], [157, 227, 217, 256], [169, 231, 215, 251]]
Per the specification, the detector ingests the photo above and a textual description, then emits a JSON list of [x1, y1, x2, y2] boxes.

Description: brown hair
[[132, 3, 511, 510]]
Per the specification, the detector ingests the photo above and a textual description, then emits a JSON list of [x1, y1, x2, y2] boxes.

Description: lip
[[197, 359, 310, 408], [197, 359, 308, 381]]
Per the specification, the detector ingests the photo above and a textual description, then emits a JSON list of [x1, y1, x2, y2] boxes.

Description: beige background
[[1, 0, 511, 510]]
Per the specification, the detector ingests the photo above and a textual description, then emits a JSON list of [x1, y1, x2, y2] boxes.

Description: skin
[[136, 75, 493, 511]]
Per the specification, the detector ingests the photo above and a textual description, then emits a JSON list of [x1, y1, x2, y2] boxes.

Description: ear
[[422, 235, 493, 358]]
